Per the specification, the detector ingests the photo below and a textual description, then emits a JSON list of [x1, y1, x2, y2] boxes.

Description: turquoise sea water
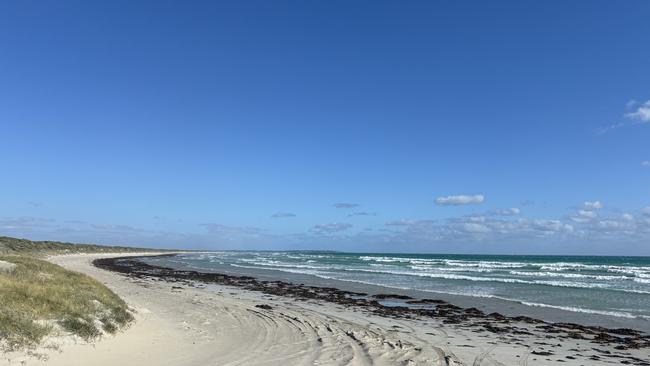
[[150, 251, 650, 322]]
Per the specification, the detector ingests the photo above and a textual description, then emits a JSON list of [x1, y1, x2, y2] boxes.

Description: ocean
[[144, 251, 650, 328]]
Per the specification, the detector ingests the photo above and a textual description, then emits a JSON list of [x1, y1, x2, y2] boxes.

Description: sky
[[1, 0, 649, 255]]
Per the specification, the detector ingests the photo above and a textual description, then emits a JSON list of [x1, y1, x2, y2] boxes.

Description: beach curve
[[5, 253, 649, 366]]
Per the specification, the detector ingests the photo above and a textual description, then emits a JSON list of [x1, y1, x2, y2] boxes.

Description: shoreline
[[5, 252, 650, 366], [148, 253, 650, 331], [96, 255, 650, 351]]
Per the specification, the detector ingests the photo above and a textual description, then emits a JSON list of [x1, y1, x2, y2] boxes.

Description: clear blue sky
[[1, 1, 649, 254]]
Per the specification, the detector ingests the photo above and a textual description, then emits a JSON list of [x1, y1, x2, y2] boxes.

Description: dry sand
[[2, 253, 649, 366]]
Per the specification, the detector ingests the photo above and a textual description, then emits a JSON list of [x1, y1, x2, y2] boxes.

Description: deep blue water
[[149, 251, 650, 321]]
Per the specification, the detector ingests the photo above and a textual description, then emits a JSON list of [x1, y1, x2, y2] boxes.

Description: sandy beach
[[3, 253, 649, 366]]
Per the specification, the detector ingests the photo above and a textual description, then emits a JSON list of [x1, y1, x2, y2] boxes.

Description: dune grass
[[0, 235, 163, 352], [0, 255, 133, 352], [0, 236, 156, 255]]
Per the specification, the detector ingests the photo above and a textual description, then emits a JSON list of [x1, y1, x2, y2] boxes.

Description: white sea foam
[[224, 254, 650, 295], [409, 265, 495, 273], [172, 252, 650, 319], [226, 263, 649, 320], [359, 256, 444, 265], [518, 302, 639, 319], [509, 271, 625, 281], [358, 256, 650, 275], [342, 268, 625, 290], [229, 263, 321, 276], [238, 260, 334, 271], [442, 259, 527, 269]]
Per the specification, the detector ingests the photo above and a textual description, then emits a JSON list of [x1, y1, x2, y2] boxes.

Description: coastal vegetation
[[0, 236, 153, 255], [0, 236, 155, 352]]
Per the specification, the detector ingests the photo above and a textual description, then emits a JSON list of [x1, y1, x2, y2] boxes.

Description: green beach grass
[[0, 236, 152, 255], [0, 236, 159, 352]]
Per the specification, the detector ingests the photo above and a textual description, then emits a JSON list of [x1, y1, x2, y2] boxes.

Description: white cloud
[[597, 100, 650, 134], [625, 100, 650, 122], [492, 208, 521, 216], [333, 203, 360, 209], [435, 194, 485, 206], [348, 212, 376, 217], [385, 219, 415, 226], [0, 217, 58, 230], [582, 201, 603, 210], [622, 213, 635, 221], [384, 220, 436, 230], [199, 223, 266, 239], [570, 209, 598, 223], [530, 219, 574, 234], [466, 215, 486, 222], [311, 223, 352, 234], [271, 212, 296, 218], [597, 220, 627, 230], [460, 223, 491, 233], [642, 161, 650, 167], [642, 207, 650, 216]]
